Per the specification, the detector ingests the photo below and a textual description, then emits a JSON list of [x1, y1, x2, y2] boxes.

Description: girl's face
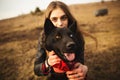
[[50, 7, 68, 28]]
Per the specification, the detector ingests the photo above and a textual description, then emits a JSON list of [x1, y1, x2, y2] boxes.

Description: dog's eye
[[70, 34, 73, 38], [55, 35, 61, 39]]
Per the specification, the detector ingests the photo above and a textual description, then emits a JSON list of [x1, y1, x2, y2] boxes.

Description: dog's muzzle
[[66, 42, 76, 52], [62, 42, 76, 61]]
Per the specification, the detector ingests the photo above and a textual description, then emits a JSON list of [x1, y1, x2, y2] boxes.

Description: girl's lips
[[64, 53, 75, 61]]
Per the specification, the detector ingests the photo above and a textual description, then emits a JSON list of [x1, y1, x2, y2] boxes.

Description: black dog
[[44, 19, 84, 80]]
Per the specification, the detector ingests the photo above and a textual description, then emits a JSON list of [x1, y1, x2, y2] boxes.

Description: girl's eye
[[61, 15, 68, 21], [51, 17, 57, 22]]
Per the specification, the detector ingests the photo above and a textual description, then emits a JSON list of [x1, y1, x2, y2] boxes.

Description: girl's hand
[[66, 63, 88, 80], [47, 51, 61, 66]]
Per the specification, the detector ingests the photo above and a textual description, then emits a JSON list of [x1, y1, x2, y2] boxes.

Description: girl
[[34, 1, 88, 80]]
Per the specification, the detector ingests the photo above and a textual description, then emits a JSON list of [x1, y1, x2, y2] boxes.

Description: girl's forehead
[[50, 8, 66, 18]]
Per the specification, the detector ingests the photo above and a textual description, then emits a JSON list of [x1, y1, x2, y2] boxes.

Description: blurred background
[[0, 0, 120, 80]]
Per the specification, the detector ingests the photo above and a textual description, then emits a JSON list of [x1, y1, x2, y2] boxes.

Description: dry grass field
[[0, 1, 120, 80]]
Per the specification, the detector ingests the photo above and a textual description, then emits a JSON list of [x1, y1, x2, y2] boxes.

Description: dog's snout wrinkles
[[66, 42, 75, 50]]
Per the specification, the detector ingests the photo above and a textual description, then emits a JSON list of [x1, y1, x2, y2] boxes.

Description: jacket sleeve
[[34, 31, 50, 76]]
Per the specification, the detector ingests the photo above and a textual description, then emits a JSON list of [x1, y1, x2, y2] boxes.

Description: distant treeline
[[31, 7, 44, 16], [101, 0, 119, 3]]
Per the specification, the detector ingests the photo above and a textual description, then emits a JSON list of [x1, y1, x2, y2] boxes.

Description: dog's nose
[[66, 42, 75, 50]]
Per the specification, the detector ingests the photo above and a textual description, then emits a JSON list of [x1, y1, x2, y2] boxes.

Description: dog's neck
[[53, 60, 76, 73]]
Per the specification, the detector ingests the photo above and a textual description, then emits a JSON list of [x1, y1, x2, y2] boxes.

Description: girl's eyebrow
[[61, 15, 67, 18], [61, 14, 67, 17], [51, 14, 67, 19]]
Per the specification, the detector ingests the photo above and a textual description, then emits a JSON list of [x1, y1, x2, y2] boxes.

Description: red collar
[[52, 60, 76, 73]]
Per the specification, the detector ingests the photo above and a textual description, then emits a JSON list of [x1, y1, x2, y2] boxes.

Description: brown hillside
[[0, 1, 120, 80]]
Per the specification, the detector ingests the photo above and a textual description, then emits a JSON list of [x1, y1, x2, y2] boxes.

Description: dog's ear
[[69, 21, 77, 33], [44, 18, 56, 36]]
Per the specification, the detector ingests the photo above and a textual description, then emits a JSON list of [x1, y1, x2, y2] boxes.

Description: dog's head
[[44, 19, 79, 62]]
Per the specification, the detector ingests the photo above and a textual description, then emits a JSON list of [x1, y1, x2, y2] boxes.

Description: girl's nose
[[57, 19, 63, 27]]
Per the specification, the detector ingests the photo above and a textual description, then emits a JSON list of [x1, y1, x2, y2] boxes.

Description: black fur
[[44, 19, 80, 63]]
